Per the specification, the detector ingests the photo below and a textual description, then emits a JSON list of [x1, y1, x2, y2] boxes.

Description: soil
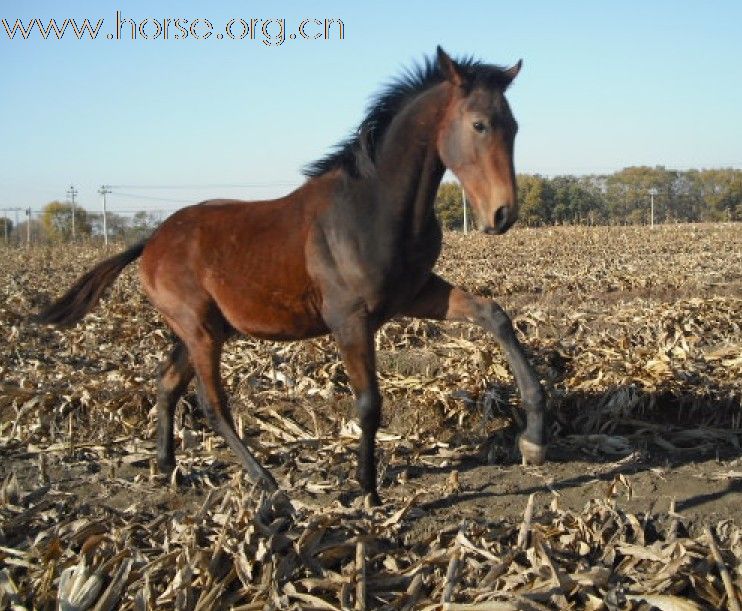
[[2, 436, 740, 550]]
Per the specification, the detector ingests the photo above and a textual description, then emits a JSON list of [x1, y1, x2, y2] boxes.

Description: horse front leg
[[402, 274, 547, 465], [331, 312, 382, 505]]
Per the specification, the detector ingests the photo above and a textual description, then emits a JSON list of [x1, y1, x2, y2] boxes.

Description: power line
[[107, 181, 300, 190], [94, 209, 178, 214], [108, 191, 194, 204]]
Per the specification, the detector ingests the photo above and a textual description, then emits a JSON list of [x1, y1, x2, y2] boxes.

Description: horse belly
[[212, 283, 329, 341]]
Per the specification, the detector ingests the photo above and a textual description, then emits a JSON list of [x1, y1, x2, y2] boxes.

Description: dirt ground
[[4, 435, 740, 541]]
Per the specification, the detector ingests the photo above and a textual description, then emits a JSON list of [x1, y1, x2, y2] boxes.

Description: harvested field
[[1, 223, 740, 609]]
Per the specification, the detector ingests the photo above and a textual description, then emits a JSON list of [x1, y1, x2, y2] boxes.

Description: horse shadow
[[388, 381, 741, 515]]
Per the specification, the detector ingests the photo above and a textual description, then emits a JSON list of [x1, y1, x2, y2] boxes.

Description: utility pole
[[98, 185, 111, 246], [26, 208, 31, 246], [648, 188, 658, 229], [66, 184, 78, 240], [461, 184, 468, 235]]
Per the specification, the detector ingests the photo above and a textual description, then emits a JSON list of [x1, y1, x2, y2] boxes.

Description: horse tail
[[35, 241, 147, 327]]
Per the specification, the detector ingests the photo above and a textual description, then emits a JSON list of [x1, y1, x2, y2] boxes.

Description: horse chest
[[357, 231, 443, 318]]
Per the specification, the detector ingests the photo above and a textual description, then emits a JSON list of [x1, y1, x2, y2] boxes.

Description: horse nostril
[[495, 206, 510, 233]]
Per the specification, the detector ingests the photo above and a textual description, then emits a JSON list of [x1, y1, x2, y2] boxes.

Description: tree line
[[0, 202, 163, 244], [2, 167, 739, 244], [436, 166, 741, 228]]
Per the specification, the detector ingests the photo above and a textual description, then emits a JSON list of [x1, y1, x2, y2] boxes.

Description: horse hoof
[[157, 459, 176, 476], [518, 436, 547, 466]]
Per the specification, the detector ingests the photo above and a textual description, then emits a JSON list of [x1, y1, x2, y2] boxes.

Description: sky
[[1, 0, 741, 215]]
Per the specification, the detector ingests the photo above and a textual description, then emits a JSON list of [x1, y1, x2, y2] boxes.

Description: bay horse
[[38, 47, 546, 505]]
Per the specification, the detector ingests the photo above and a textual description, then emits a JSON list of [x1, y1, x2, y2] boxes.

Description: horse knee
[[357, 390, 381, 432]]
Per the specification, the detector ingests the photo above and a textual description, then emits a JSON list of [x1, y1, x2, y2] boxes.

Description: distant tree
[[605, 166, 674, 225], [550, 176, 575, 224], [0, 217, 13, 238], [129, 211, 162, 240], [106, 212, 132, 239], [12, 218, 45, 244], [693, 169, 742, 221], [673, 171, 705, 222], [512, 167, 741, 227], [577, 176, 608, 224], [517, 174, 552, 226], [88, 211, 131, 240], [438, 167, 742, 228], [548, 176, 603, 225], [41, 201, 92, 241], [435, 181, 467, 229]]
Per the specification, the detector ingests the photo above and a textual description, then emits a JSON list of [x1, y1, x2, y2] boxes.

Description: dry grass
[[0, 223, 740, 609]]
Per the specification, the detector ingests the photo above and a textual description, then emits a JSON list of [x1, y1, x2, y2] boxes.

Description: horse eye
[[473, 121, 486, 133]]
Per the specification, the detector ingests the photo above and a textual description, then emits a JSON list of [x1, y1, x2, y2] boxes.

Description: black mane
[[303, 53, 515, 179]]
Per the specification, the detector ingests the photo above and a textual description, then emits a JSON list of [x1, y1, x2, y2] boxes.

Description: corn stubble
[[0, 224, 740, 609]]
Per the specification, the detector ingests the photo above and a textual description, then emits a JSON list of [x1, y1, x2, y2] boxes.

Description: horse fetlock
[[357, 460, 377, 493], [250, 467, 278, 492], [156, 454, 176, 475], [260, 475, 279, 493], [518, 435, 547, 466], [357, 393, 382, 430]]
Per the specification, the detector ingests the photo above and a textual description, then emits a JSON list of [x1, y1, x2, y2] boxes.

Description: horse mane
[[303, 52, 515, 179]]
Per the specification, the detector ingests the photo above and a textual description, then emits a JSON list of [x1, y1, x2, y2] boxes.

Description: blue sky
[[1, 0, 740, 214]]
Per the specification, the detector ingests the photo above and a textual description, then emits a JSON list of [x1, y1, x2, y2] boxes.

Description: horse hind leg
[[194, 348, 278, 491], [155, 340, 194, 474], [169, 311, 278, 491]]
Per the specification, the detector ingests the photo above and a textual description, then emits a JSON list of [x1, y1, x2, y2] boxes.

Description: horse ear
[[436, 46, 463, 87], [503, 59, 523, 86]]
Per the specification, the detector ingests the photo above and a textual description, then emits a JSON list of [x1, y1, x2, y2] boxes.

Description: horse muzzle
[[482, 205, 515, 235]]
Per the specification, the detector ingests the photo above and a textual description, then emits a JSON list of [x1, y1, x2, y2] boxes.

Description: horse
[[37, 47, 547, 505]]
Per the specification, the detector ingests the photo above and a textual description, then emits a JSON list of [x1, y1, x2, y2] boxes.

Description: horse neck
[[373, 84, 449, 238]]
